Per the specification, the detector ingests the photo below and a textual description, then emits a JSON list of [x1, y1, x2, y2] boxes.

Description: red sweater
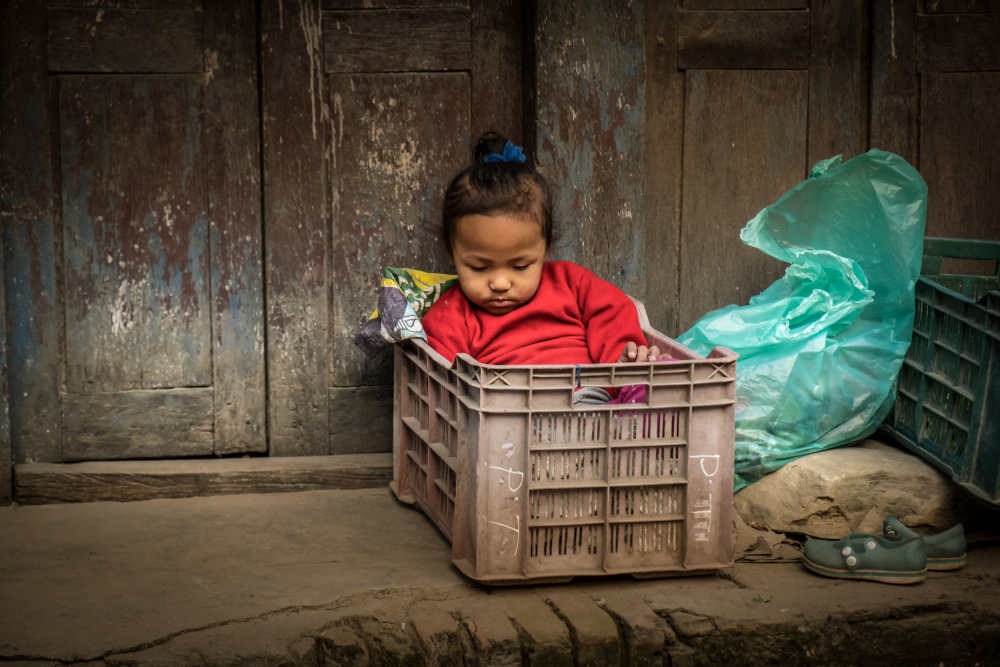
[[422, 261, 647, 366]]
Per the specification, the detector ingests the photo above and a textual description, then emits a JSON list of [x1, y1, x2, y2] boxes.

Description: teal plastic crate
[[884, 238, 1000, 507]]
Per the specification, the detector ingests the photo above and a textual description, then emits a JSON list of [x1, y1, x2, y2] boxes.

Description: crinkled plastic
[[677, 149, 928, 491]]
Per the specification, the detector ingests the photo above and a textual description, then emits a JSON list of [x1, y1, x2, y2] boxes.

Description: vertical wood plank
[[643, 0, 682, 335], [261, 0, 330, 456], [679, 70, 808, 333], [534, 0, 647, 297], [204, 0, 266, 454], [920, 73, 1000, 241], [0, 235, 10, 504], [59, 76, 212, 393], [870, 0, 917, 164], [471, 0, 523, 145], [329, 73, 467, 390], [0, 0, 62, 463], [808, 0, 867, 166]]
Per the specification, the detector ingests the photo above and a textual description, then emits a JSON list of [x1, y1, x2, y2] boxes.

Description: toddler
[[422, 132, 659, 381]]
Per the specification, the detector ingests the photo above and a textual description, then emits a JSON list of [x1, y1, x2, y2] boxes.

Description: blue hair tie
[[483, 141, 527, 164]]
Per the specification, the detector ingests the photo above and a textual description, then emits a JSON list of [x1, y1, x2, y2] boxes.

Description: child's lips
[[488, 298, 515, 309]]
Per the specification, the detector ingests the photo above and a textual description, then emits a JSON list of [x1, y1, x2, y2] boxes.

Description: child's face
[[450, 212, 548, 316]]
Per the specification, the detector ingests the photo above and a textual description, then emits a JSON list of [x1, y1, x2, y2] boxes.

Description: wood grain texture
[[684, 0, 805, 8], [204, 0, 266, 455], [47, 8, 204, 73], [926, 0, 997, 11], [471, 0, 523, 145], [1, 0, 62, 463], [59, 75, 212, 393], [14, 454, 393, 504], [51, 0, 198, 7], [679, 69, 807, 333], [869, 0, 918, 164], [61, 389, 214, 461], [261, 0, 330, 456], [329, 385, 393, 454], [535, 0, 647, 298], [329, 73, 465, 388], [677, 10, 809, 70], [808, 0, 866, 167], [918, 12, 1000, 72], [643, 0, 682, 335], [324, 0, 464, 7], [323, 9, 471, 73], [0, 239, 10, 505], [920, 73, 1000, 242]]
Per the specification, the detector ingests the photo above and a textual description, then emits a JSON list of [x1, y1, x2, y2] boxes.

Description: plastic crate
[[391, 299, 737, 584], [883, 237, 1000, 507]]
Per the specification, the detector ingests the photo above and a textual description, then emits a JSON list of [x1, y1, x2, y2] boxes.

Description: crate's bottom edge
[[881, 428, 1000, 507], [451, 557, 733, 585], [389, 481, 419, 507]]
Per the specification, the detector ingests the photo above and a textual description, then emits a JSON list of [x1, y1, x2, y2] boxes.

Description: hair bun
[[473, 131, 526, 164]]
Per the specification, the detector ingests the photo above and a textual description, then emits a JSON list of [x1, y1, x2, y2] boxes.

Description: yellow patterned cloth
[[354, 267, 458, 357]]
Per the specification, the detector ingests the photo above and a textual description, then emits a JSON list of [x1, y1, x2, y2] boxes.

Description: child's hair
[[442, 131, 553, 257]]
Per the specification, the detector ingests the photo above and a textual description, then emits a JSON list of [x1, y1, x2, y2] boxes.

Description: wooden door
[[872, 0, 1000, 253], [2, 1, 264, 462], [261, 0, 524, 456]]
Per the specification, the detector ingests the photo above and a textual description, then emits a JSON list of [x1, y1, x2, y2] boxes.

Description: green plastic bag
[[677, 149, 928, 491]]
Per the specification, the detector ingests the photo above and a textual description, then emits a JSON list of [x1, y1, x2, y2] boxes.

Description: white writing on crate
[[690, 454, 720, 542], [485, 443, 525, 557]]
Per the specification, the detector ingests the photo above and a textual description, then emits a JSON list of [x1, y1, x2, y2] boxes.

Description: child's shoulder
[[543, 260, 594, 278]]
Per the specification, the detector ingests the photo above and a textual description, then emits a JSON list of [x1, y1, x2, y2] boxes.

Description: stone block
[[407, 601, 463, 666], [544, 589, 621, 666], [492, 591, 573, 666], [734, 439, 978, 538], [318, 624, 369, 666], [593, 590, 673, 664], [453, 597, 521, 667]]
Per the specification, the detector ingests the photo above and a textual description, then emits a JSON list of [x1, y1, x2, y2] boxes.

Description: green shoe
[[883, 517, 966, 571], [802, 533, 927, 584]]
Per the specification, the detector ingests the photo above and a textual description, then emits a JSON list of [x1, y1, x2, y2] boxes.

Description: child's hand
[[619, 342, 660, 363]]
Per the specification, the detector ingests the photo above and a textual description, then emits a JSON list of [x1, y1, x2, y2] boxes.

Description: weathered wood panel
[[918, 12, 1000, 72], [323, 9, 471, 73], [261, 0, 330, 456], [679, 69, 807, 333], [643, 0, 682, 335], [0, 240, 10, 505], [61, 389, 214, 461], [926, 0, 997, 12], [808, 0, 866, 166], [535, 0, 647, 298], [51, 0, 198, 8], [1, 0, 62, 463], [323, 0, 464, 7], [920, 72, 1000, 241], [14, 454, 392, 504], [47, 8, 204, 73], [677, 10, 809, 70], [869, 0, 918, 164], [204, 0, 266, 455], [59, 75, 212, 393], [329, 72, 466, 388], [329, 386, 393, 454], [471, 0, 523, 146], [684, 0, 805, 8]]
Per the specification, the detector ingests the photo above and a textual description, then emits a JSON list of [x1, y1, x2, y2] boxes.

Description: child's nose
[[489, 274, 511, 292]]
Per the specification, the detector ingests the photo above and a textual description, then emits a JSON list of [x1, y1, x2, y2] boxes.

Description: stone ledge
[[13, 454, 393, 504]]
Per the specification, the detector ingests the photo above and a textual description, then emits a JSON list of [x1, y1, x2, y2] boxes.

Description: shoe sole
[[928, 555, 966, 571], [802, 556, 927, 584]]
